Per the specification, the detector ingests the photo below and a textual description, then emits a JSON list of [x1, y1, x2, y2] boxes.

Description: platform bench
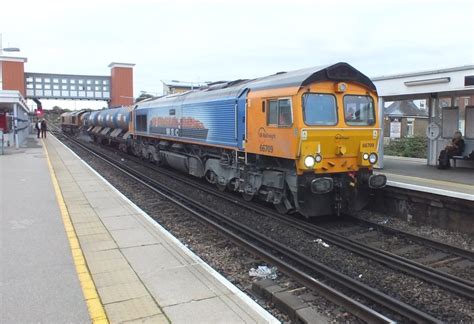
[[451, 155, 474, 167]]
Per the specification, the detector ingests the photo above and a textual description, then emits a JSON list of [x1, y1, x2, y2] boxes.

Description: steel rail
[[350, 217, 474, 261]]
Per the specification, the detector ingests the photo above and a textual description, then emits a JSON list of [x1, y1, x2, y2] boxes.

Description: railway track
[[318, 217, 473, 278], [53, 130, 463, 323], [68, 129, 474, 299]]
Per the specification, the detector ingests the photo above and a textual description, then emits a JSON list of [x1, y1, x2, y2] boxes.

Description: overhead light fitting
[[404, 77, 451, 86]]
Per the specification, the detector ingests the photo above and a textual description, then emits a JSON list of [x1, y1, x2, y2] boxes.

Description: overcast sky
[[2, 0, 473, 109]]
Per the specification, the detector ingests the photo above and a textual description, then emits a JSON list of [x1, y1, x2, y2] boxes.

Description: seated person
[[438, 130, 465, 169]]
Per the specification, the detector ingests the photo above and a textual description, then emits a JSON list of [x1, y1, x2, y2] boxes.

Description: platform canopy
[[372, 65, 474, 167], [0, 90, 30, 148], [373, 65, 474, 101]]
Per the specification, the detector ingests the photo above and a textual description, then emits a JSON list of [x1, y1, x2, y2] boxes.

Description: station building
[[0, 55, 134, 149], [383, 100, 429, 139], [161, 80, 207, 95]]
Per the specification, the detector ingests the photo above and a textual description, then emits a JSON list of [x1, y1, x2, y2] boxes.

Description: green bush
[[384, 136, 427, 158]]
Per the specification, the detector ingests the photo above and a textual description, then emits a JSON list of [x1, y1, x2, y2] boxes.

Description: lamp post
[[0, 34, 20, 54]]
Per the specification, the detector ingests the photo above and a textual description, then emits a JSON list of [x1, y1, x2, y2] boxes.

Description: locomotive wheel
[[205, 171, 217, 184], [241, 192, 254, 202]]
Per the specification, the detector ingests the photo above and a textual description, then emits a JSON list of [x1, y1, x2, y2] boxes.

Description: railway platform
[[0, 134, 278, 323], [373, 155, 473, 235], [378, 155, 474, 200]]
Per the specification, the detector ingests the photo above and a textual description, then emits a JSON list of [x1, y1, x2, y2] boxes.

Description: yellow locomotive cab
[[245, 64, 387, 216]]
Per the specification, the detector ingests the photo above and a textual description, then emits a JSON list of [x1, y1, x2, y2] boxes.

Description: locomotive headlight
[[304, 156, 316, 168], [363, 153, 369, 160], [315, 154, 323, 163], [369, 153, 378, 164], [336, 82, 347, 93]]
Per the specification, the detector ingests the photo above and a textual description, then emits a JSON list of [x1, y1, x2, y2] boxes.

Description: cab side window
[[268, 100, 278, 125], [267, 99, 292, 127]]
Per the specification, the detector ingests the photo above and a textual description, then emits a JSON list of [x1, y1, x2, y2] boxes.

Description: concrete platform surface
[[0, 136, 90, 323], [44, 135, 278, 323], [378, 156, 474, 200]]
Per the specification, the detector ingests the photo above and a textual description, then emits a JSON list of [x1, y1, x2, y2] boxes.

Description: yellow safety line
[[42, 139, 109, 324]]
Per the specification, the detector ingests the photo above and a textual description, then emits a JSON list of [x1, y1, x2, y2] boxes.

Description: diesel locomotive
[[65, 62, 387, 217]]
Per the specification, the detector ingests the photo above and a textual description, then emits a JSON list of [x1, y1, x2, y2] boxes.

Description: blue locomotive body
[[134, 86, 248, 150]]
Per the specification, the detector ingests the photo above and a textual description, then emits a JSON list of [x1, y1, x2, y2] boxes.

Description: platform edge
[[50, 134, 280, 324], [42, 138, 109, 324]]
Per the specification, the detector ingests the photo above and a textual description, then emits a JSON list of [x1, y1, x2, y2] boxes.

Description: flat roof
[[372, 65, 474, 81], [0, 55, 28, 63], [0, 90, 30, 112], [108, 62, 135, 68]]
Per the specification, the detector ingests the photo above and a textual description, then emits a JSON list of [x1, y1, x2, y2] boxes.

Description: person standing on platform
[[40, 119, 48, 139], [438, 130, 465, 169], [35, 120, 41, 139]]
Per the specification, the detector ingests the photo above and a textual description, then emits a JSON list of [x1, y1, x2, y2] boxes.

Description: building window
[[53, 78, 59, 83], [406, 119, 414, 137], [62, 79, 68, 83], [465, 75, 474, 86], [35, 77, 42, 82], [62, 85, 68, 90], [465, 107, 474, 139], [44, 78, 50, 83], [442, 107, 459, 138]]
